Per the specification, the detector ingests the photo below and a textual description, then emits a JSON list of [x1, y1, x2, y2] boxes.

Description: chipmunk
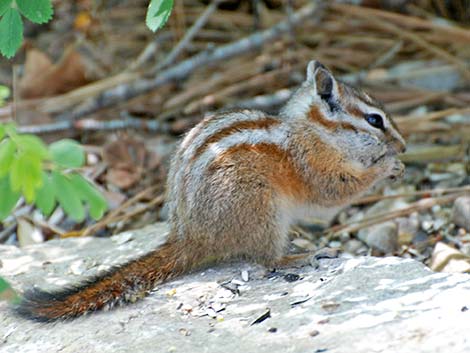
[[16, 60, 405, 321]]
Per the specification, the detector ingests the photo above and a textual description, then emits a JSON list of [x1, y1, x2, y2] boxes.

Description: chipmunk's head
[[282, 60, 406, 165]]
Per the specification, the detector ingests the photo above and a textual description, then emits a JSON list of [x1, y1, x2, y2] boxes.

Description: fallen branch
[[62, 186, 161, 238], [153, 0, 222, 72], [354, 185, 470, 205], [52, 2, 324, 121], [326, 192, 465, 236], [224, 88, 293, 111], [395, 107, 470, 124], [17, 114, 172, 135], [399, 144, 464, 163], [336, 5, 470, 80], [331, 3, 470, 42]]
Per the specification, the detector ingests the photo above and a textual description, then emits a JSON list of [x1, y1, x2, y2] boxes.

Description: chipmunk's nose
[[388, 138, 406, 155], [397, 140, 406, 154]]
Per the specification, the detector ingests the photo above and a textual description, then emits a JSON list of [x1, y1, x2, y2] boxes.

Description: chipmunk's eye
[[365, 113, 385, 130], [320, 92, 332, 101]]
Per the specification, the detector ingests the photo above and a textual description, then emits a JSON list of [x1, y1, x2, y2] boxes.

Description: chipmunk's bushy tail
[[16, 240, 192, 322]]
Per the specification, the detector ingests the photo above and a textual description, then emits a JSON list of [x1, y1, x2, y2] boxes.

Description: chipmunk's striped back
[[16, 60, 406, 322], [169, 111, 286, 222]]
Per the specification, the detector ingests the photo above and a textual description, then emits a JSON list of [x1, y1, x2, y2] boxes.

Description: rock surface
[[1, 223, 470, 353], [453, 196, 470, 231]]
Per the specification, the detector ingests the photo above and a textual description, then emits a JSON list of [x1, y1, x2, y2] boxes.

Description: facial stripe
[[345, 105, 363, 120], [337, 84, 344, 100], [309, 105, 336, 129], [308, 105, 365, 133]]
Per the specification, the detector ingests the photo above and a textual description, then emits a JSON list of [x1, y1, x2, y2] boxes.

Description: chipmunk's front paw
[[387, 158, 405, 181]]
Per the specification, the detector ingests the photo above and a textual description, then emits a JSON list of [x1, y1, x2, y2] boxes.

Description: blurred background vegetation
[[0, 0, 469, 273]]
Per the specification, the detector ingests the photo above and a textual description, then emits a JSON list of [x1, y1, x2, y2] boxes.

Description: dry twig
[[51, 2, 324, 121], [326, 192, 466, 236]]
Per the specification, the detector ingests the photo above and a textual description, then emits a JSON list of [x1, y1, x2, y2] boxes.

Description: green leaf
[[0, 276, 20, 304], [4, 122, 16, 136], [0, 85, 10, 106], [0, 138, 15, 177], [16, 0, 53, 24], [49, 139, 85, 168], [51, 171, 85, 222], [0, 176, 20, 221], [70, 174, 108, 220], [146, 0, 173, 32], [0, 85, 9, 98], [9, 152, 42, 202], [35, 172, 55, 216], [0, 0, 12, 17], [0, 124, 4, 140], [0, 7, 23, 59], [16, 134, 49, 160]]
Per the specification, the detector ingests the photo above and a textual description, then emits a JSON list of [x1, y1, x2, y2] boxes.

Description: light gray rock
[[357, 221, 399, 253], [453, 196, 470, 231], [1, 223, 470, 353]]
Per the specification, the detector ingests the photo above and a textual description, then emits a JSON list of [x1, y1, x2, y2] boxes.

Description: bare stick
[[66, 186, 161, 238], [17, 114, 172, 135], [326, 192, 465, 236], [153, 0, 222, 72], [395, 107, 470, 124], [224, 88, 293, 110], [354, 186, 470, 205], [336, 6, 470, 80], [53, 2, 323, 122], [331, 3, 470, 42]]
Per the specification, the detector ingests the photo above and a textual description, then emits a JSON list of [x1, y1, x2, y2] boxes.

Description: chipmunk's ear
[[306, 60, 336, 100]]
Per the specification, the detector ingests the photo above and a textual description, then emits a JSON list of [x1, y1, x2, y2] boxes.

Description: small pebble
[[328, 240, 341, 248], [180, 303, 193, 314], [396, 213, 419, 245], [178, 328, 191, 336], [452, 197, 470, 231], [205, 308, 217, 318], [343, 239, 367, 255], [112, 232, 134, 245], [210, 302, 226, 313], [284, 273, 300, 282], [69, 260, 87, 275], [309, 330, 320, 337], [357, 221, 399, 253], [422, 220, 433, 232]]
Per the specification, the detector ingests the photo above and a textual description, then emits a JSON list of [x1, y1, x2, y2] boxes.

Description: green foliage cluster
[[0, 0, 174, 58], [0, 0, 175, 305], [0, 0, 53, 58], [0, 124, 108, 222], [0, 0, 174, 220]]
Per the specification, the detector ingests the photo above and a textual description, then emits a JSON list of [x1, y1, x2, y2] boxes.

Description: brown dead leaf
[[103, 136, 160, 190], [106, 168, 141, 190], [19, 47, 91, 99]]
